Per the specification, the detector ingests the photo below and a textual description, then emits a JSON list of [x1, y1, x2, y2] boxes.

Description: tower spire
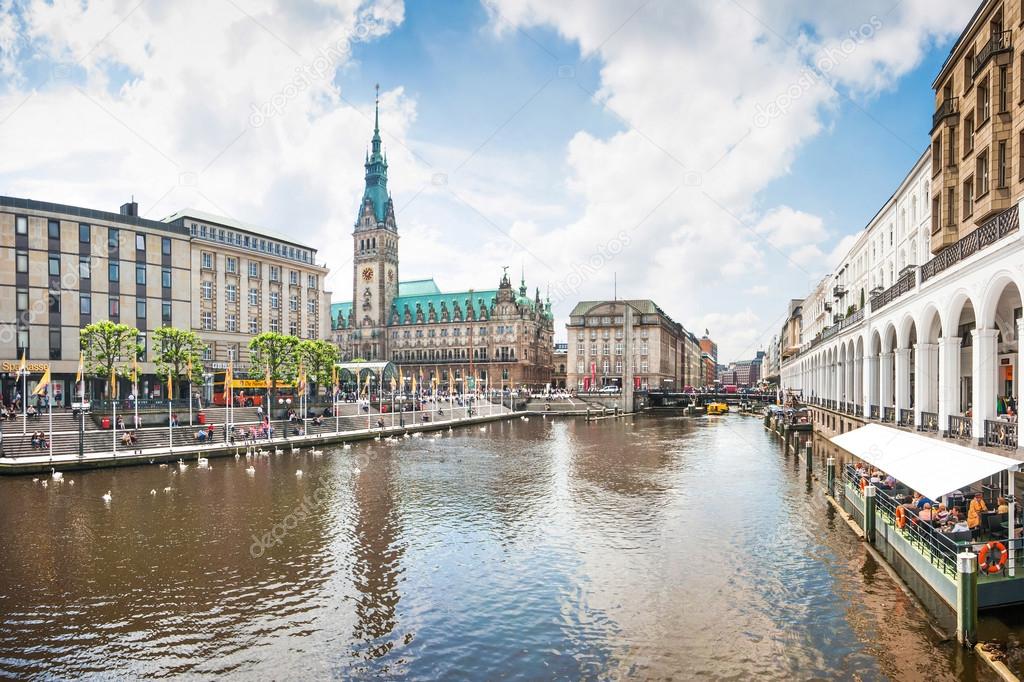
[[374, 82, 380, 135]]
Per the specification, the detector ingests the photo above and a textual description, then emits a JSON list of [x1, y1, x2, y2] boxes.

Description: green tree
[[248, 332, 300, 404], [297, 339, 340, 398], [153, 327, 206, 394], [80, 321, 140, 396]]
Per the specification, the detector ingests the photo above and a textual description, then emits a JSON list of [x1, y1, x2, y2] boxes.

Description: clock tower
[[352, 85, 399, 360]]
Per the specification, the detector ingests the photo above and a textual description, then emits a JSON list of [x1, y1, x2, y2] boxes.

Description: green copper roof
[[398, 279, 442, 296], [392, 289, 499, 320], [361, 88, 389, 223]]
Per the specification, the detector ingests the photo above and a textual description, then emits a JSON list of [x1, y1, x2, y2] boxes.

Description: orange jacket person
[[967, 493, 988, 529]]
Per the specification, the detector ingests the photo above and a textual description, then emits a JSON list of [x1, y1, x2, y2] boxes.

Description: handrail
[[949, 415, 972, 440], [920, 411, 939, 432], [922, 204, 1019, 283], [931, 97, 959, 131], [985, 419, 1018, 449], [870, 271, 916, 312], [974, 29, 1013, 76]]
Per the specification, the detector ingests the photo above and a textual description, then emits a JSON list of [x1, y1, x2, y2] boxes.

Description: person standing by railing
[[968, 493, 988, 539]]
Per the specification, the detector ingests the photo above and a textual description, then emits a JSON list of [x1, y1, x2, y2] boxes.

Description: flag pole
[[21, 354, 27, 436], [112, 372, 117, 458], [48, 385, 53, 463]]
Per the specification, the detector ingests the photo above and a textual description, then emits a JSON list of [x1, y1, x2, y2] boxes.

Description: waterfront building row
[[0, 197, 331, 404]]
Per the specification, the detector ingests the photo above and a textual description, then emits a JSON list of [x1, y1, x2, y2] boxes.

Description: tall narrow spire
[[360, 83, 389, 225]]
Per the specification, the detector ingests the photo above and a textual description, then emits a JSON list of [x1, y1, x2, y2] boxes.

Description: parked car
[[599, 385, 621, 394]]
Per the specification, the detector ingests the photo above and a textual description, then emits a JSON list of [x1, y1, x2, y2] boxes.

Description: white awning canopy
[[830, 424, 1021, 501]]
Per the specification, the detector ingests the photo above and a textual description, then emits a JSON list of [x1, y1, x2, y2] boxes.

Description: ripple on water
[[0, 416, 996, 679]]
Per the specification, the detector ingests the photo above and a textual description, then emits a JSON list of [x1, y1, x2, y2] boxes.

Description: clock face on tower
[[361, 266, 374, 282]]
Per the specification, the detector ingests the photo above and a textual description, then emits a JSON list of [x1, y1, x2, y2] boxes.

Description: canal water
[[0, 415, 997, 679]]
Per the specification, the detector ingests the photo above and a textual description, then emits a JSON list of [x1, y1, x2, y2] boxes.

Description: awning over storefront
[[831, 424, 1022, 501]]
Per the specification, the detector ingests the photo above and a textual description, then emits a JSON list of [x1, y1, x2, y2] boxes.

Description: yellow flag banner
[[110, 365, 117, 399], [18, 350, 27, 376], [32, 366, 51, 396], [75, 354, 84, 384]]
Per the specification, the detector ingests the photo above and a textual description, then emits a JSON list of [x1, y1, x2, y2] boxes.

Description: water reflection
[[0, 416, 996, 679]]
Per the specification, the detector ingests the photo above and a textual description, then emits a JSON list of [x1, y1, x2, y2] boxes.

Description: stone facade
[[330, 94, 555, 389], [565, 299, 703, 392]]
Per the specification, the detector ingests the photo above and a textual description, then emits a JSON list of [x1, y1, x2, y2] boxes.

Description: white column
[[879, 352, 894, 415], [939, 336, 961, 435], [914, 343, 937, 428], [1018, 320, 1024, 444], [895, 348, 911, 420], [837, 359, 845, 406], [972, 328, 999, 444], [864, 353, 877, 417]]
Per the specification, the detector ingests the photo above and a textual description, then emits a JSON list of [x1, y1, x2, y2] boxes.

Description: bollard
[[826, 457, 835, 498], [863, 484, 876, 543], [804, 442, 813, 472], [586, 408, 590, 422], [956, 552, 979, 646]]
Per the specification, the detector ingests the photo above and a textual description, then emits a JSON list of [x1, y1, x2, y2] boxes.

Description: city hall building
[[330, 97, 555, 389]]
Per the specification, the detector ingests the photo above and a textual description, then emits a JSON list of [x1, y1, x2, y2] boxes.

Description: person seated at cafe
[[997, 496, 1009, 514], [968, 493, 988, 537], [915, 494, 934, 510], [948, 513, 970, 534], [919, 503, 934, 523], [935, 503, 950, 524], [883, 474, 896, 489]]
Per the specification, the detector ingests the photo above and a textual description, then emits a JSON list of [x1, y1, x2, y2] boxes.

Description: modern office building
[[0, 197, 192, 402]]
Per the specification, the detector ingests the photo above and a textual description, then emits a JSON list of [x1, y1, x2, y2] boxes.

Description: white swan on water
[[295, 469, 303, 477], [150, 489, 157, 495], [51, 468, 63, 481], [311, 448, 323, 455], [101, 491, 112, 502], [342, 443, 352, 450], [246, 465, 256, 474]]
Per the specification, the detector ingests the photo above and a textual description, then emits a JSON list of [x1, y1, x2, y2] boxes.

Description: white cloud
[[482, 0, 972, 362]]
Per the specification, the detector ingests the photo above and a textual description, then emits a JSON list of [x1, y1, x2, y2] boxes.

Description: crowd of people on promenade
[[850, 462, 1018, 541]]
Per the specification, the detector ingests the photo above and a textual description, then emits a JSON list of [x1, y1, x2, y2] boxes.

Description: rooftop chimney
[[120, 201, 138, 217]]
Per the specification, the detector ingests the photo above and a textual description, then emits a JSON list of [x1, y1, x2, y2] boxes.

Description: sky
[[0, 0, 979, 362]]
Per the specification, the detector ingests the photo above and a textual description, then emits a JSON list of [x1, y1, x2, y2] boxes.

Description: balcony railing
[[974, 29, 1013, 76], [854, 404, 863, 418], [985, 419, 1018, 450], [949, 415, 972, 440], [870, 271, 916, 312], [870, 405, 879, 420], [833, 285, 848, 298], [899, 408, 914, 428], [883, 407, 895, 423], [931, 97, 959, 131], [920, 411, 939, 432], [921, 203, 1020, 283]]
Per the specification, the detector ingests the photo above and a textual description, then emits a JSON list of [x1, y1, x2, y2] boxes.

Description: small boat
[[706, 402, 730, 415]]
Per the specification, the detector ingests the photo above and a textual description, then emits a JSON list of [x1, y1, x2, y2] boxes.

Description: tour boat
[[706, 402, 729, 415]]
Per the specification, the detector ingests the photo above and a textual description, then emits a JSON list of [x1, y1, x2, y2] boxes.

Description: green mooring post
[[957, 551, 979, 646], [804, 442, 813, 472], [863, 484, 876, 542], [826, 457, 836, 497]]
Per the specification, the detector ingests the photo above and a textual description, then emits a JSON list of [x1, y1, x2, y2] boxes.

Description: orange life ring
[[895, 506, 907, 529], [978, 541, 1008, 574]]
